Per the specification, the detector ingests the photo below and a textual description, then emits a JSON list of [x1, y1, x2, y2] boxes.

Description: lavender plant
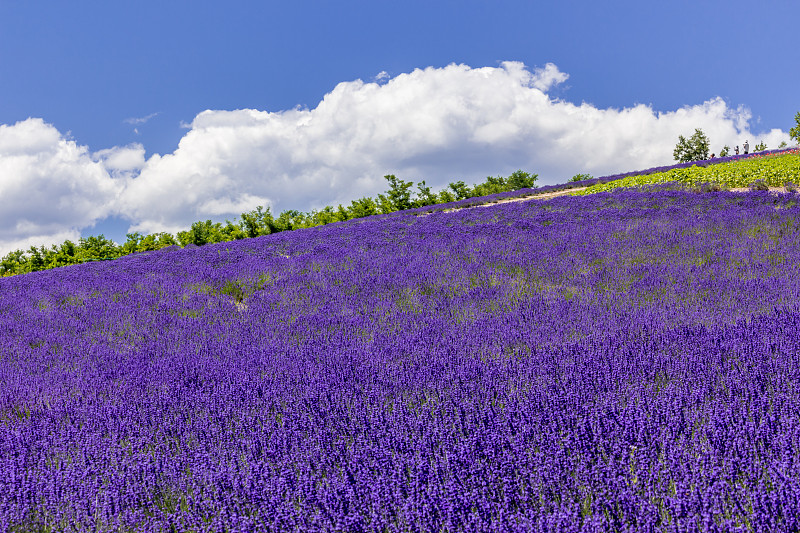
[[3, 189, 800, 531]]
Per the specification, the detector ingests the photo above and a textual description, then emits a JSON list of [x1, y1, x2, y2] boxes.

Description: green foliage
[[336, 204, 350, 222], [673, 128, 711, 163], [78, 235, 121, 262], [754, 141, 767, 152], [779, 141, 788, 149], [507, 170, 538, 190], [307, 205, 341, 226], [437, 189, 456, 204], [50, 240, 79, 268], [274, 210, 306, 232], [1, 250, 26, 276], [122, 232, 178, 254], [413, 181, 439, 207], [239, 206, 277, 237], [177, 220, 225, 247], [1, 168, 544, 277], [790, 112, 800, 145], [27, 246, 46, 271], [471, 176, 508, 197], [575, 151, 800, 196], [448, 180, 471, 200], [570, 173, 593, 182], [348, 197, 379, 218], [720, 145, 730, 157], [375, 193, 396, 214], [383, 174, 414, 211]]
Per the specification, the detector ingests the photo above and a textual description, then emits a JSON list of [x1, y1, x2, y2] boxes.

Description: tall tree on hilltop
[[790, 112, 800, 146], [673, 129, 710, 163]]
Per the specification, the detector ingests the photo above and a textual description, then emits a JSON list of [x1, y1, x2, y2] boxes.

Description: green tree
[[437, 189, 455, 204], [448, 180, 472, 200], [754, 140, 767, 152], [336, 205, 350, 222], [27, 246, 46, 272], [570, 173, 592, 182], [720, 145, 730, 157], [507, 170, 538, 190], [177, 220, 226, 247], [273, 210, 305, 232], [239, 206, 277, 237], [375, 193, 396, 214], [383, 174, 414, 211], [673, 128, 711, 162], [790, 112, 800, 146], [220, 220, 245, 241], [348, 197, 379, 218], [472, 175, 508, 196], [128, 232, 178, 251], [779, 141, 788, 149], [1, 250, 26, 276], [414, 180, 439, 207], [49, 240, 79, 267], [77, 235, 120, 262], [309, 205, 340, 226], [122, 232, 141, 254]]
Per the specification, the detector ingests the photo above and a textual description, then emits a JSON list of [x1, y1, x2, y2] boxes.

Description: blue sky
[[1, 0, 798, 252]]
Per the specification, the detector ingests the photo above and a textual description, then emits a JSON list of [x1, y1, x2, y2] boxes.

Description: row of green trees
[[673, 129, 780, 162], [1, 170, 538, 277], [674, 112, 800, 163]]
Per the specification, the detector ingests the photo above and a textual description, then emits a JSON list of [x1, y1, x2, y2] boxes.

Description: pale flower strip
[[2, 190, 800, 531]]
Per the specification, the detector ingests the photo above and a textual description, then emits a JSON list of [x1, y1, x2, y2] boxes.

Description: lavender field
[[4, 188, 800, 531]]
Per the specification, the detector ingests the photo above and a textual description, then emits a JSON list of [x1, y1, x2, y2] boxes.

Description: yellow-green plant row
[[573, 151, 800, 195]]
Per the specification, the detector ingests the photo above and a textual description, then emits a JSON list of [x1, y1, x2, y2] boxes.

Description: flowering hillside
[[575, 148, 800, 195], [3, 189, 800, 531]]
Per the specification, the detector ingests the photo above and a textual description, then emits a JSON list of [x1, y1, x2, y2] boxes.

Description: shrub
[[698, 182, 722, 193]]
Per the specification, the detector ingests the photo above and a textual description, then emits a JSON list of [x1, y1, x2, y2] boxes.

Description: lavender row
[[3, 190, 800, 531]]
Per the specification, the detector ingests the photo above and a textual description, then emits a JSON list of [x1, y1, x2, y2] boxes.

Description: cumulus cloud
[[0, 118, 121, 254], [0, 61, 794, 254], [528, 62, 569, 91], [119, 61, 792, 235], [93, 144, 146, 178]]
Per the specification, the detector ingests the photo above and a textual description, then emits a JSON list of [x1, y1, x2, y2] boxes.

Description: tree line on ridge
[[0, 171, 538, 277]]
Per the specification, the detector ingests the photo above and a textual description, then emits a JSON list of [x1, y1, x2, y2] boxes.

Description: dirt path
[[727, 186, 793, 194], [450, 186, 590, 213], [481, 186, 590, 205], [419, 184, 795, 218]]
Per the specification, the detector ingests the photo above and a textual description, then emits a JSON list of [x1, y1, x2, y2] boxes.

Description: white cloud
[[0, 62, 794, 254], [119, 61, 792, 235], [0, 118, 121, 254], [93, 144, 146, 177], [0, 229, 82, 257], [124, 112, 159, 125], [527, 62, 569, 91]]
